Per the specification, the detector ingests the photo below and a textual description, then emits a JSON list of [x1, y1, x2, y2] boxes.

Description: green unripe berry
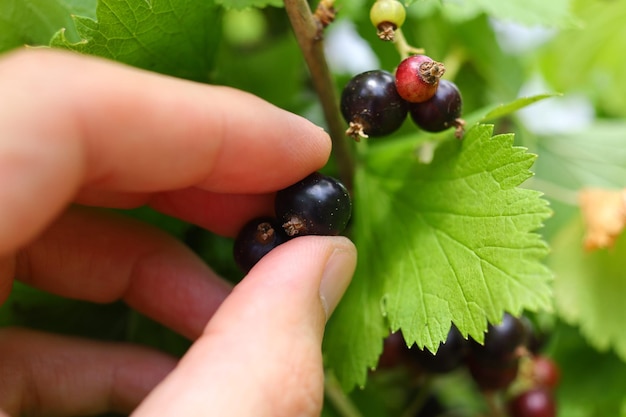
[[370, 0, 406, 40]]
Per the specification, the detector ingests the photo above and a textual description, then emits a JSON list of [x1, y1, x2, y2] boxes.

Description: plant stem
[[484, 391, 505, 417], [392, 28, 424, 60], [441, 46, 467, 81], [324, 371, 364, 417], [284, 0, 355, 190], [398, 376, 434, 417]]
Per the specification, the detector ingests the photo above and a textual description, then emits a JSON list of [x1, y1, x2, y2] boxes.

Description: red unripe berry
[[531, 355, 561, 389], [395, 55, 446, 103], [507, 388, 556, 417]]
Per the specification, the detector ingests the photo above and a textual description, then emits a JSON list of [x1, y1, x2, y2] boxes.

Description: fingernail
[[319, 238, 357, 320]]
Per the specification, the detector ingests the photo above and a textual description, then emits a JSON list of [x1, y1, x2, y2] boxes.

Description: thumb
[[132, 235, 356, 417]]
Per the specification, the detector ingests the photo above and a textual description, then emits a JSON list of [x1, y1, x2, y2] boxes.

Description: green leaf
[[355, 92, 557, 169], [532, 121, 626, 191], [405, 0, 576, 28], [324, 124, 553, 391], [525, 120, 626, 240], [549, 322, 626, 417], [549, 217, 626, 363], [539, 0, 626, 117], [213, 35, 305, 111], [481, 93, 561, 122], [49, 0, 222, 82], [215, 0, 282, 10], [0, 282, 129, 341], [0, 0, 96, 52]]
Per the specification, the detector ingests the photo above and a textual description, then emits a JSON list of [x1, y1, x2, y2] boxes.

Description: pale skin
[[0, 49, 357, 416]]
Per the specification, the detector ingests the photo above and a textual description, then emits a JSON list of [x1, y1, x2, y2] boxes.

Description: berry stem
[[484, 391, 505, 417], [392, 28, 424, 60], [440, 46, 467, 81], [398, 375, 434, 417], [284, 0, 355, 190], [324, 371, 364, 417]]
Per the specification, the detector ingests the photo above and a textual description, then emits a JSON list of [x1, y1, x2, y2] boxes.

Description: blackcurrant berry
[[409, 325, 468, 374], [395, 55, 445, 103], [469, 313, 528, 366], [233, 216, 289, 273], [409, 79, 464, 137], [467, 356, 520, 391], [507, 388, 557, 417], [377, 331, 411, 370], [341, 69, 408, 140], [522, 316, 550, 354], [275, 172, 352, 237], [370, 0, 406, 41]]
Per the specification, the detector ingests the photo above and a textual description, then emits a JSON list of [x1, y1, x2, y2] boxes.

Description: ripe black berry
[[409, 79, 464, 136], [409, 325, 468, 374], [233, 216, 289, 273], [275, 172, 351, 237], [340, 69, 408, 140], [377, 331, 411, 369], [469, 313, 528, 366], [467, 356, 520, 391]]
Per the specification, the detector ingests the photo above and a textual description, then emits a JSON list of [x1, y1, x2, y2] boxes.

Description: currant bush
[[395, 54, 445, 103], [340, 69, 408, 140], [275, 171, 352, 237]]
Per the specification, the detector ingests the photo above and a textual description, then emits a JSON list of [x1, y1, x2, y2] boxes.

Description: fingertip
[[133, 235, 356, 417], [198, 90, 334, 193], [238, 235, 356, 328], [316, 237, 357, 319], [286, 112, 333, 171]]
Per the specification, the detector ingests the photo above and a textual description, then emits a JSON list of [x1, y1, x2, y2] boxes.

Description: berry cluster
[[340, 54, 464, 141], [377, 313, 560, 417], [233, 172, 352, 273]]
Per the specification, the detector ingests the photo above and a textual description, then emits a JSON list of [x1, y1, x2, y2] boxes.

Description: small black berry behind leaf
[[275, 172, 352, 237], [408, 324, 468, 374], [233, 216, 290, 273]]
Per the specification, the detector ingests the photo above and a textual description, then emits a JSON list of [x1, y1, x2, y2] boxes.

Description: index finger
[[0, 49, 331, 253]]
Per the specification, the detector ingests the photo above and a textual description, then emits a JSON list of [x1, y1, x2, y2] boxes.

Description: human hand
[[0, 49, 356, 416]]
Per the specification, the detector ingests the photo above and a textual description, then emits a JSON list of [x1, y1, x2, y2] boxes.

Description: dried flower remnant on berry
[[233, 217, 289, 273], [370, 0, 406, 41], [314, 0, 337, 34], [275, 172, 352, 237]]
